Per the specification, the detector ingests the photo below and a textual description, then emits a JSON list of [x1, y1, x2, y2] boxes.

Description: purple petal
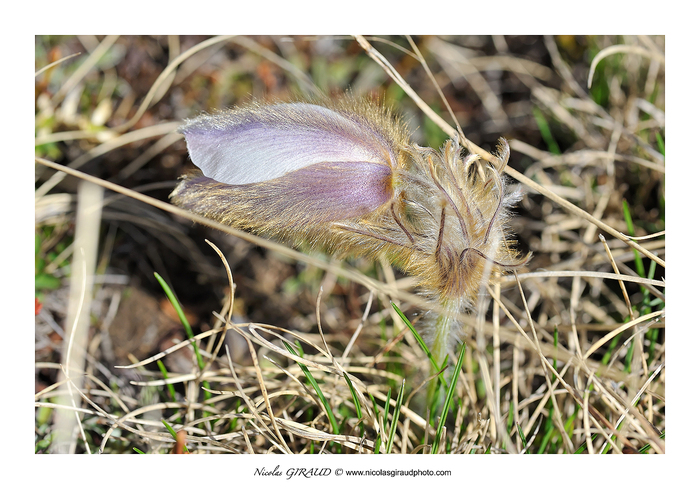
[[181, 102, 398, 185], [171, 160, 393, 227], [263, 160, 393, 221]]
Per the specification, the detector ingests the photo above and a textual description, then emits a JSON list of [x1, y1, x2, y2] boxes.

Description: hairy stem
[[431, 298, 461, 376]]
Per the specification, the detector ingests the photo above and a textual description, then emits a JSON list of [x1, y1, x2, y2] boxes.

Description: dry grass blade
[[583, 310, 664, 360], [35, 122, 181, 197], [49, 35, 119, 106], [35, 52, 82, 77], [112, 35, 236, 133], [354, 34, 497, 165], [588, 44, 665, 88], [505, 166, 664, 268]]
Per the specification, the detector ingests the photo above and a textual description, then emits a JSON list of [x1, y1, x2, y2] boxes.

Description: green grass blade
[[383, 387, 392, 431], [283, 341, 340, 434], [639, 431, 664, 453], [386, 379, 405, 453], [153, 273, 203, 367], [574, 434, 597, 454], [621, 201, 645, 279], [162, 419, 188, 453], [431, 342, 465, 454], [153, 273, 213, 400], [157, 360, 178, 401], [162, 419, 178, 438], [157, 360, 183, 426], [368, 392, 383, 454], [533, 106, 561, 155], [390, 302, 446, 388], [390, 302, 433, 365], [537, 424, 554, 454], [343, 372, 365, 436], [507, 401, 514, 433], [655, 132, 665, 156], [516, 422, 529, 454]]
